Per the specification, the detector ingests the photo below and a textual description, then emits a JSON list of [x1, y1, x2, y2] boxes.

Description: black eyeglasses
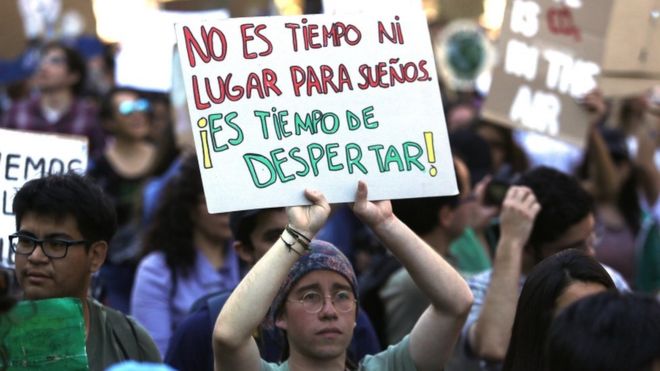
[[287, 290, 357, 314], [8, 234, 88, 259]]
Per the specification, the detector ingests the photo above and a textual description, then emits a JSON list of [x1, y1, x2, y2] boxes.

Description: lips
[[316, 327, 342, 335], [24, 270, 52, 283]]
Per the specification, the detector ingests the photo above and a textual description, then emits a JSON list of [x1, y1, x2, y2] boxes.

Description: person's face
[[194, 196, 232, 244], [33, 48, 78, 93], [14, 212, 106, 300], [539, 214, 597, 259], [554, 280, 607, 315], [235, 209, 288, 265], [111, 91, 151, 140], [276, 270, 356, 362], [476, 125, 507, 172]]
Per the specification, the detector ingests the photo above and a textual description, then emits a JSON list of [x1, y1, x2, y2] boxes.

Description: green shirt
[[259, 335, 417, 371], [86, 298, 161, 371]]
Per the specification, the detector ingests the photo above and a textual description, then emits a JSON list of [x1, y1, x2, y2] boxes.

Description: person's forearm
[[214, 233, 301, 349], [470, 236, 524, 360]]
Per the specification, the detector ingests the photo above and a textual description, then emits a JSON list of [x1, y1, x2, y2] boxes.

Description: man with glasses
[[1, 41, 106, 158], [214, 182, 474, 371], [165, 207, 380, 371], [448, 166, 629, 371], [11, 173, 161, 370]]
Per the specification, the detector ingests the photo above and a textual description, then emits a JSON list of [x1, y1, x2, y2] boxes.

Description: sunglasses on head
[[118, 99, 150, 116]]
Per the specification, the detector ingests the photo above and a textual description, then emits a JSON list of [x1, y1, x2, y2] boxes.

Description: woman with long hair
[[502, 249, 616, 371], [130, 153, 240, 357]]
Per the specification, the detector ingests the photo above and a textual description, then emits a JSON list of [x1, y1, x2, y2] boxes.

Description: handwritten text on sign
[[483, 0, 613, 146], [0, 129, 88, 268], [175, 11, 457, 213]]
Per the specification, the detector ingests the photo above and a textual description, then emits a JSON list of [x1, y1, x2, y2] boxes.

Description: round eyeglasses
[[9, 234, 88, 259], [288, 290, 357, 314]]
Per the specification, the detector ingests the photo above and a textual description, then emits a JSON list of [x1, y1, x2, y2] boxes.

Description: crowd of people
[[0, 7, 659, 371]]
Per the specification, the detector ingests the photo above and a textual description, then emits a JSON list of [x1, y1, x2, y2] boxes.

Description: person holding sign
[[213, 182, 473, 371], [10, 173, 161, 370]]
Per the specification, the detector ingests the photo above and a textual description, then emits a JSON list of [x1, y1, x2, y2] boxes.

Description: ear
[[438, 205, 454, 229], [275, 313, 288, 331], [233, 241, 255, 266], [87, 241, 108, 274]]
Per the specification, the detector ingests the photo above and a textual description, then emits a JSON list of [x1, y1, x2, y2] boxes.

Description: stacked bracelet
[[285, 224, 312, 251], [280, 235, 304, 256]]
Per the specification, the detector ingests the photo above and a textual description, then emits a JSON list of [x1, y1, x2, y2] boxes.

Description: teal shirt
[[259, 335, 416, 371]]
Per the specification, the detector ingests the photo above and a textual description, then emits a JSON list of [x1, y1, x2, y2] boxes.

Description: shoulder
[[360, 335, 415, 370], [137, 252, 168, 271]]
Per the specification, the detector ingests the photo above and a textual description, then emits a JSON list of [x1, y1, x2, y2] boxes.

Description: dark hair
[[141, 153, 202, 277], [576, 127, 642, 235], [502, 249, 615, 371], [12, 172, 117, 244], [475, 119, 530, 174], [392, 196, 458, 236], [41, 41, 87, 96], [545, 291, 660, 371], [449, 127, 493, 187], [229, 208, 282, 250], [518, 167, 594, 252]]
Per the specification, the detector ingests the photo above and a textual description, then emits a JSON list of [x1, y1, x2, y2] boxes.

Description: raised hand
[[498, 186, 541, 247], [286, 188, 331, 237], [350, 181, 395, 230]]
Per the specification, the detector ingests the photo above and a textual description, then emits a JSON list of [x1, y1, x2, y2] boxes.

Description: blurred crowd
[[0, 3, 659, 371]]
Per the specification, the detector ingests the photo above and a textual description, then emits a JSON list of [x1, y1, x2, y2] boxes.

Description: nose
[[318, 296, 338, 319], [27, 244, 49, 263]]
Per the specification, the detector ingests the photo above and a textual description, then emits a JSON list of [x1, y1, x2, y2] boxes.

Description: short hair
[[392, 156, 465, 236], [546, 291, 660, 371], [502, 249, 616, 371], [517, 166, 594, 250], [229, 208, 283, 249], [12, 172, 117, 244], [41, 41, 87, 96]]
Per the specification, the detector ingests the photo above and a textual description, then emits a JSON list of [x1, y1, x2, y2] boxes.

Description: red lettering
[[241, 24, 258, 59], [254, 25, 273, 57], [290, 65, 305, 96], [183, 26, 227, 67], [192, 75, 211, 110], [262, 69, 282, 96]]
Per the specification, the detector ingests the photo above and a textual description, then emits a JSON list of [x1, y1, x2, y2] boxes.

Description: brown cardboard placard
[[482, 0, 614, 148]]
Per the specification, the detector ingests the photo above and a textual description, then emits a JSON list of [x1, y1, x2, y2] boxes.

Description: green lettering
[[325, 143, 344, 171], [403, 142, 424, 171], [254, 110, 271, 139], [224, 112, 244, 146], [362, 106, 379, 129], [277, 110, 292, 139], [345, 143, 367, 174], [367, 144, 386, 172], [289, 147, 310, 177], [346, 110, 361, 130], [307, 143, 325, 176], [384, 145, 404, 171], [270, 148, 295, 183], [209, 113, 228, 152], [243, 153, 276, 188], [294, 111, 318, 135], [320, 112, 340, 134]]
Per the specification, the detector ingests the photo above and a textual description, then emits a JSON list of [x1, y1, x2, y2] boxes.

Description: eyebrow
[[16, 230, 74, 240], [293, 282, 352, 295]]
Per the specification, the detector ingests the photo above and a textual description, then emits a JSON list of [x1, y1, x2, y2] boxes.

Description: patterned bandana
[[269, 240, 358, 324]]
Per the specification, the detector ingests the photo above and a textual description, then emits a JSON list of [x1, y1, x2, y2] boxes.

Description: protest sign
[[174, 10, 457, 213], [0, 298, 88, 370], [0, 129, 88, 268], [482, 0, 615, 147]]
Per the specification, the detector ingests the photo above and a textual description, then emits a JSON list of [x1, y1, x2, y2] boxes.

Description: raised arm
[[213, 190, 331, 371], [351, 181, 474, 371], [467, 186, 540, 361]]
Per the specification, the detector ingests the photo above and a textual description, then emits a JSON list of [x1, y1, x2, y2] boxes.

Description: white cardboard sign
[[174, 10, 457, 213], [0, 129, 88, 268]]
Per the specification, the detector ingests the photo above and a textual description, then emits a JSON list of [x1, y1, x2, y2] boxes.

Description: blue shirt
[[130, 248, 240, 357]]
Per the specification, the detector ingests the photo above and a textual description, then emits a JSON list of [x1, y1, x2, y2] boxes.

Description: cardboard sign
[[0, 298, 88, 370], [482, 0, 615, 147], [174, 10, 457, 213], [0, 129, 88, 268]]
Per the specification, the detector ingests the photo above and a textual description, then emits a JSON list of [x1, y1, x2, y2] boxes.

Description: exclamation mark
[[424, 132, 437, 177], [197, 117, 213, 169]]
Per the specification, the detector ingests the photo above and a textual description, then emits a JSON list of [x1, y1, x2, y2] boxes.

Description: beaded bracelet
[[285, 225, 312, 250]]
